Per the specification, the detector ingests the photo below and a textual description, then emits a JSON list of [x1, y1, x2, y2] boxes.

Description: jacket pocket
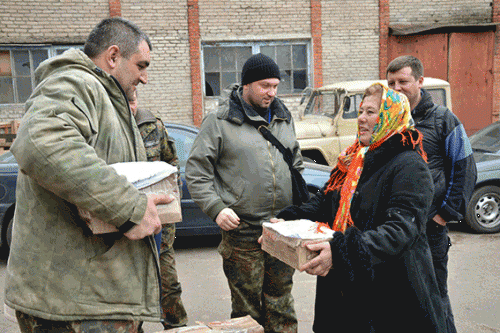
[[78, 237, 146, 306], [218, 176, 247, 208]]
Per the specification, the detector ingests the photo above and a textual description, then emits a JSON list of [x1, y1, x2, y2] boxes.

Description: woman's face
[[358, 94, 381, 146]]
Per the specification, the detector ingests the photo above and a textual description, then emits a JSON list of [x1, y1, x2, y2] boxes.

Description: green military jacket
[[5, 49, 162, 322], [185, 85, 304, 225]]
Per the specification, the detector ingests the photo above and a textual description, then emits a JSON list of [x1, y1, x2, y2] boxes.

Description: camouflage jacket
[[134, 108, 182, 198], [6, 49, 161, 322]]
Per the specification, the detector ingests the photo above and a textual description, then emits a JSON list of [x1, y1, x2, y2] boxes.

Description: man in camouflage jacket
[[6, 18, 173, 333], [130, 94, 188, 330]]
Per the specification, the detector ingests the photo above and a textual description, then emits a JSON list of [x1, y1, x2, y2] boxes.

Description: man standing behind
[[186, 53, 301, 332], [129, 92, 188, 330], [6, 17, 171, 332], [387, 55, 477, 333]]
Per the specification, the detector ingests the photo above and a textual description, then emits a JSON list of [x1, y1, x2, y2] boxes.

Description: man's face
[[242, 78, 280, 110], [112, 40, 150, 101], [129, 91, 138, 116], [387, 66, 423, 110]]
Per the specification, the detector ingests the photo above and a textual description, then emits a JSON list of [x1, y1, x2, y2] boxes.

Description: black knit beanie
[[241, 53, 281, 85]]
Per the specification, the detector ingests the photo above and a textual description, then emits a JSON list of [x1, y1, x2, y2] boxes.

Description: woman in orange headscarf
[[275, 83, 446, 332]]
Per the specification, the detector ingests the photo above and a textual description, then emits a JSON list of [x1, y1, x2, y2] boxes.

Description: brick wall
[[0, 0, 107, 44], [198, 0, 311, 117], [199, 0, 310, 41], [390, 0, 492, 25], [321, 0, 380, 84], [0, 0, 497, 125], [0, 105, 24, 122], [121, 0, 193, 125]]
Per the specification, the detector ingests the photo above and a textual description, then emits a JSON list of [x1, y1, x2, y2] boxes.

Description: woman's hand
[[299, 241, 332, 277]]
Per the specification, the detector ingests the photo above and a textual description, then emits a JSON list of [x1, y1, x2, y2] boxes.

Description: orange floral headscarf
[[324, 83, 426, 232]]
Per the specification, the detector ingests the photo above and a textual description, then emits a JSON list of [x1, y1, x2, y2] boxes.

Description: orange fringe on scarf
[[323, 129, 427, 232]]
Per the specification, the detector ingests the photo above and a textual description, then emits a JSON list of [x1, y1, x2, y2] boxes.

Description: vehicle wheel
[[465, 186, 500, 233]]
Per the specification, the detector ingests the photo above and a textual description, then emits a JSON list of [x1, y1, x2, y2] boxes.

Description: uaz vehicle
[[294, 78, 452, 166], [0, 123, 333, 253]]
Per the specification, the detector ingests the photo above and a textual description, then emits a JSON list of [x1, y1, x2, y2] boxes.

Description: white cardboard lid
[[110, 161, 177, 189], [263, 219, 335, 239]]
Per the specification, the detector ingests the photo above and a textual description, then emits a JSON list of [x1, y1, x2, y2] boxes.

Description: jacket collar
[[222, 85, 291, 126], [412, 89, 434, 120], [134, 108, 157, 127], [362, 131, 421, 180]]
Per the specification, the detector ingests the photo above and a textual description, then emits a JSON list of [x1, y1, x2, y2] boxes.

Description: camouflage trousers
[[16, 311, 144, 333], [159, 223, 188, 329], [219, 226, 298, 333]]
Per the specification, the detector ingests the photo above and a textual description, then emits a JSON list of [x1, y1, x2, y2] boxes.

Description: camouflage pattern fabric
[[16, 311, 144, 333], [160, 223, 188, 328], [136, 112, 187, 329], [138, 117, 179, 166], [218, 224, 298, 333]]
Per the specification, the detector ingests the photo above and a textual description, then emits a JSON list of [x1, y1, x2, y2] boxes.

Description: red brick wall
[[109, 0, 121, 17], [188, 0, 203, 126], [493, 0, 500, 122], [311, 0, 323, 88], [379, 0, 390, 79]]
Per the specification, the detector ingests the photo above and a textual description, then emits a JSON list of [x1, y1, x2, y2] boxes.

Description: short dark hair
[[386, 55, 424, 80], [84, 17, 152, 59]]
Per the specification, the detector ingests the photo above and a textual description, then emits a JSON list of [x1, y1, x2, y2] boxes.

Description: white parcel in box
[[80, 161, 182, 234], [261, 219, 334, 270]]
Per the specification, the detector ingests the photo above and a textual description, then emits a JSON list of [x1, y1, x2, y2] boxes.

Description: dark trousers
[[427, 222, 456, 333]]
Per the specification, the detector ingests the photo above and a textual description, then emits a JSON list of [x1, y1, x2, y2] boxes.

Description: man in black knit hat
[[186, 53, 302, 332]]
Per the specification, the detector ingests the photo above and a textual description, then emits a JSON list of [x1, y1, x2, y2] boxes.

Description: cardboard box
[[79, 161, 182, 234], [158, 315, 264, 333], [261, 220, 334, 270]]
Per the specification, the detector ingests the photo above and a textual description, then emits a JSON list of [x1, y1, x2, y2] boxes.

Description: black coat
[[277, 132, 446, 333], [412, 89, 477, 222]]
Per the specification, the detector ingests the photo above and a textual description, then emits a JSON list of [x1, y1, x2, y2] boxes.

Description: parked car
[[465, 120, 500, 233], [0, 123, 333, 252], [294, 78, 452, 166]]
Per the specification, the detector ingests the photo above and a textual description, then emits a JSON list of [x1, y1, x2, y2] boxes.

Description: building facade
[[1, 0, 498, 134]]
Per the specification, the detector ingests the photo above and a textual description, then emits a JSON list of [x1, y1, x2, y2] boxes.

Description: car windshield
[[164, 126, 196, 170], [304, 92, 340, 118], [470, 121, 500, 154], [0, 151, 16, 163]]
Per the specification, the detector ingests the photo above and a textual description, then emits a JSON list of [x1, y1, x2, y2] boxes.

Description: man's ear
[[417, 76, 424, 89], [106, 45, 121, 69]]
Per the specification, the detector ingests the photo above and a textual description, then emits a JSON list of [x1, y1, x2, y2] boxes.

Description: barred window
[[203, 41, 311, 96], [0, 45, 82, 104]]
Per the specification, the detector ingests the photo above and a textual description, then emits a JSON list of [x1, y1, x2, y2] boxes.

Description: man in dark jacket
[[129, 92, 188, 330], [387, 55, 477, 333]]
